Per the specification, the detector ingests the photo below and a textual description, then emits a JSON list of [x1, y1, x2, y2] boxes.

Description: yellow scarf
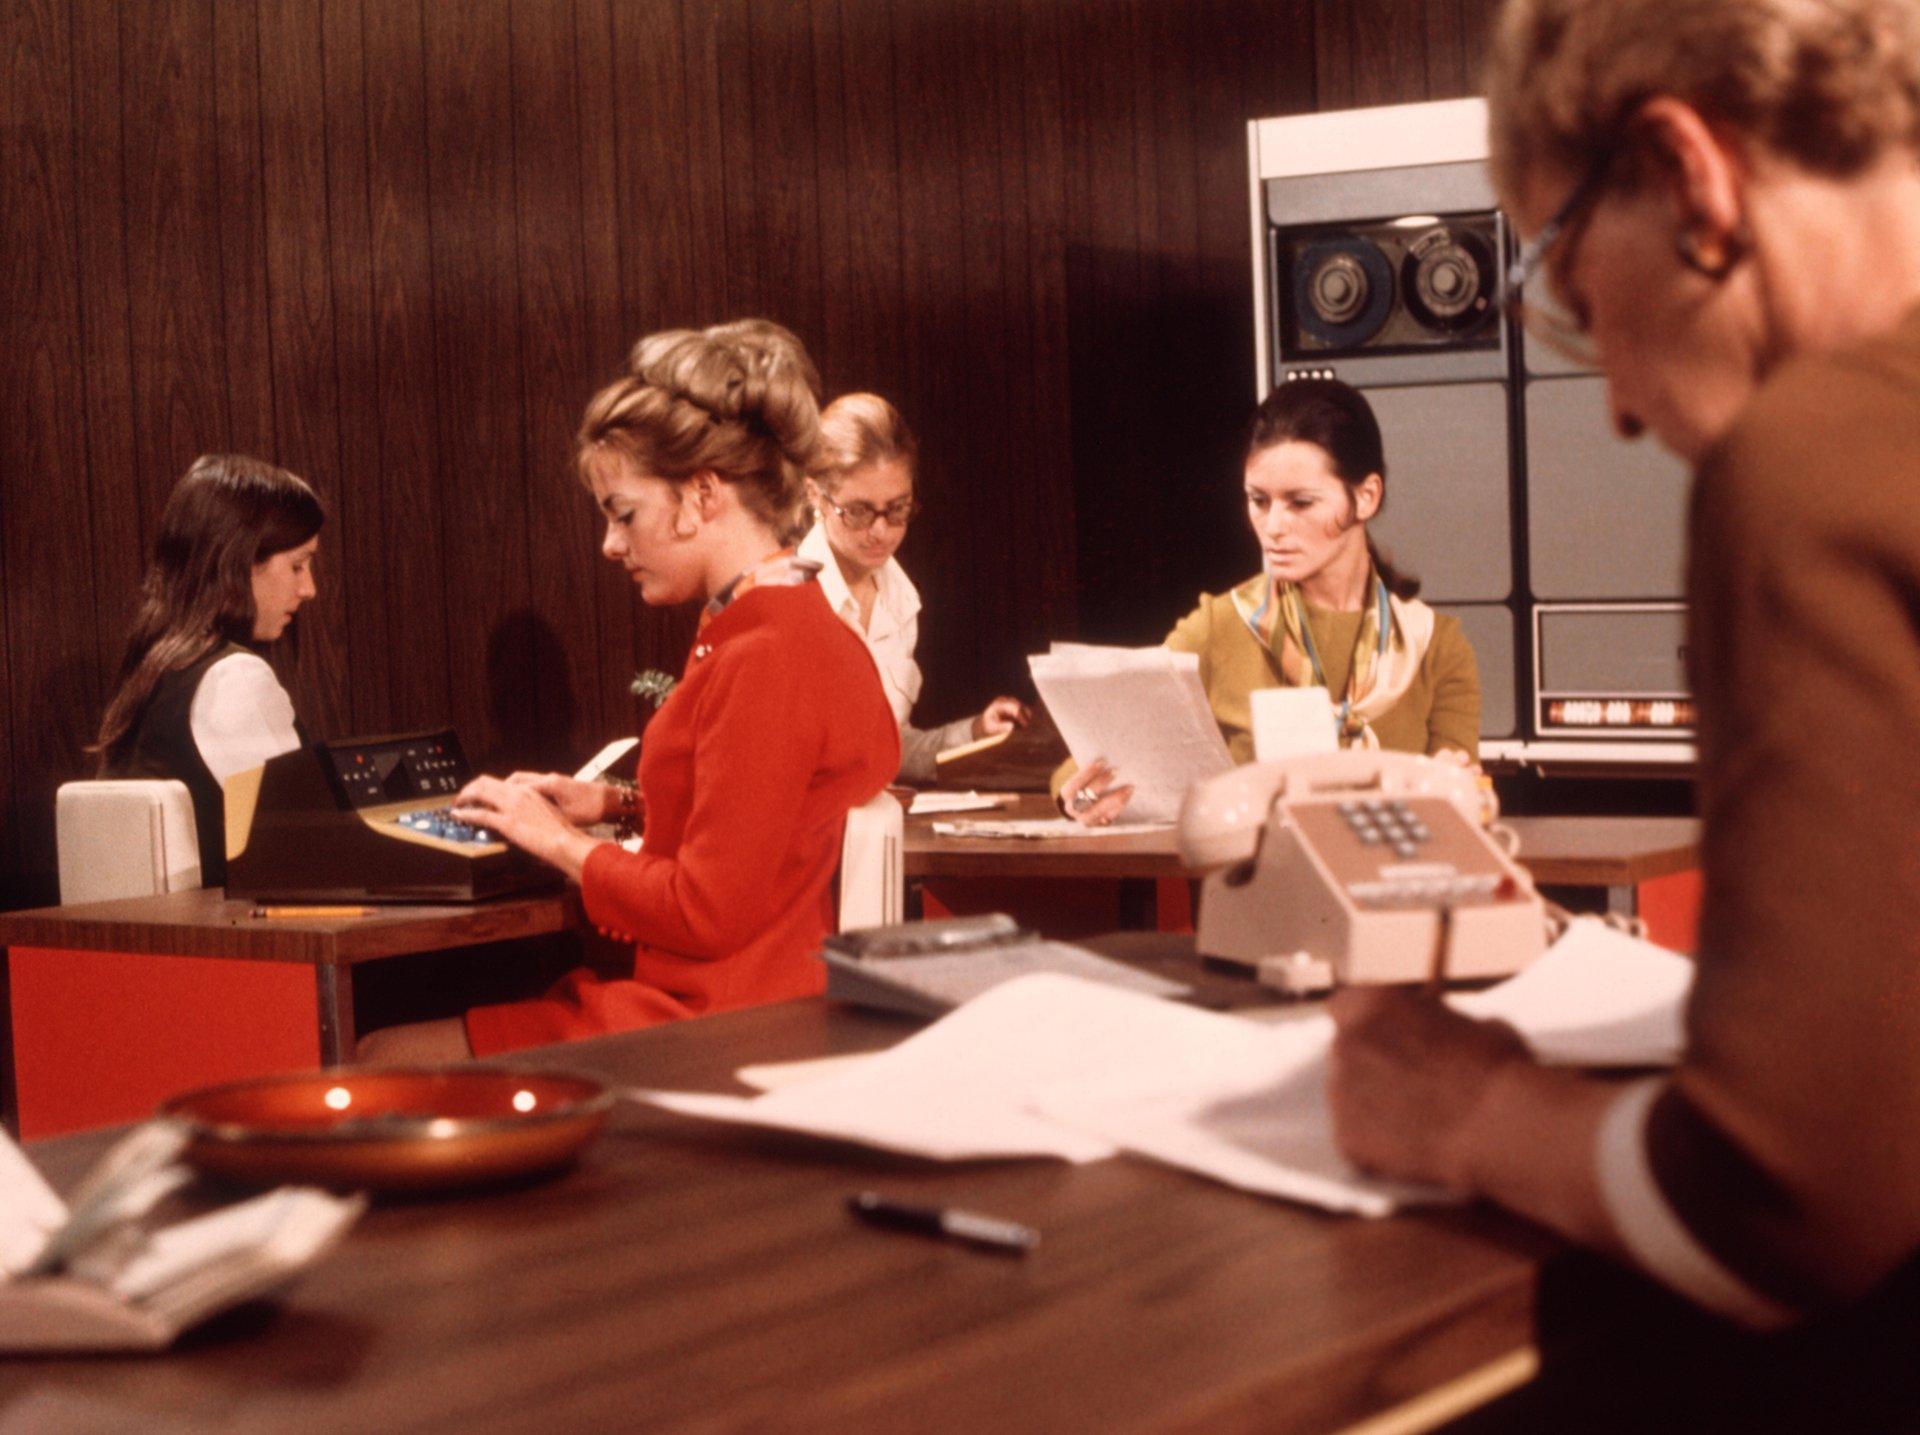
[[1229, 571, 1435, 747]]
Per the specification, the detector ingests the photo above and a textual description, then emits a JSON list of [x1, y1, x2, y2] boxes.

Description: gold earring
[[1675, 224, 1748, 280]]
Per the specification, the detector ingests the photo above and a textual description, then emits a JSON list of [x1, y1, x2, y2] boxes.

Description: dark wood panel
[[361, 0, 454, 737], [316, 0, 393, 736], [258, 0, 352, 741], [508, 0, 608, 771], [120, 1, 230, 532], [571, 0, 644, 742], [212, 0, 278, 459], [890, 0, 974, 719], [1009, 0, 1079, 655], [1, 0, 96, 906], [422, 0, 533, 772], [69, 1, 145, 693], [743, 0, 825, 359]]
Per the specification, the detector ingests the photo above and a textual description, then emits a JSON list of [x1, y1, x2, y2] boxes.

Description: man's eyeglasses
[[822, 495, 922, 532], [1503, 148, 1615, 367]]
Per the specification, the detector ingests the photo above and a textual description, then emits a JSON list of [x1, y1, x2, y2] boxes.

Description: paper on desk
[[1028, 644, 1232, 823], [908, 791, 1014, 815], [641, 922, 1694, 1212], [1451, 917, 1692, 1067], [1034, 918, 1695, 1217], [1031, 1012, 1440, 1218], [930, 817, 1172, 839], [641, 972, 1260, 1164]]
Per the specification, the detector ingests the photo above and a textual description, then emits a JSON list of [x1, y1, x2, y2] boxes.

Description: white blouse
[[189, 651, 302, 784], [798, 521, 923, 725]]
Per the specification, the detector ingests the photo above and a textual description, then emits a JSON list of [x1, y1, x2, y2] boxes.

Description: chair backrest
[[55, 779, 203, 904], [837, 789, 903, 932]]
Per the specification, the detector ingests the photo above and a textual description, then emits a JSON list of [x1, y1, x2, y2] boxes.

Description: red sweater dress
[[465, 582, 899, 1056]]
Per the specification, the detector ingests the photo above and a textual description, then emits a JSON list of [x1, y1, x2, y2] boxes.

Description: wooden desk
[[0, 997, 1565, 1434], [0, 888, 580, 1137], [905, 795, 1699, 912]]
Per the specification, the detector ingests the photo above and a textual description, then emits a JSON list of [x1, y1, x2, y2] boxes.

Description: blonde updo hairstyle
[[1486, 0, 1920, 200], [808, 393, 919, 494], [575, 318, 823, 532]]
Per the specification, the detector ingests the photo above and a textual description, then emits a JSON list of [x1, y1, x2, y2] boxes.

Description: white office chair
[[837, 790, 904, 932], [55, 779, 204, 904]]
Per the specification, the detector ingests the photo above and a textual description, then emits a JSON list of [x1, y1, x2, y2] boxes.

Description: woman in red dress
[[359, 321, 898, 1060]]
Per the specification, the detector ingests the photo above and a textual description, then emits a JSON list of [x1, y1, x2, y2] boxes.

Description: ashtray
[[159, 1067, 616, 1193]]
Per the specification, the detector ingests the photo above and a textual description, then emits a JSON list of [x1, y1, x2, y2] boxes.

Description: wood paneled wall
[[1, 0, 1499, 909]]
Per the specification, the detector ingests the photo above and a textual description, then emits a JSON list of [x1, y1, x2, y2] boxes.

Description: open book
[[0, 1122, 361, 1353], [1027, 643, 1233, 822]]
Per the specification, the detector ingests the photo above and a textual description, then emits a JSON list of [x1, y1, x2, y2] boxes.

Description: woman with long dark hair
[[94, 454, 323, 884], [1058, 376, 1480, 824]]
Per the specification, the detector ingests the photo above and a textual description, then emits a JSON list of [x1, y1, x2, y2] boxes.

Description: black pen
[[847, 1192, 1040, 1256]]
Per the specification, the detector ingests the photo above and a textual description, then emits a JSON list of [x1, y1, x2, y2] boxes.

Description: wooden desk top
[[0, 887, 582, 967], [905, 794, 1699, 888], [2, 997, 1562, 1434]]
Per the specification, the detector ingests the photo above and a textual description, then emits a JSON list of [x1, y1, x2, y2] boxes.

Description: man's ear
[[1632, 96, 1749, 262]]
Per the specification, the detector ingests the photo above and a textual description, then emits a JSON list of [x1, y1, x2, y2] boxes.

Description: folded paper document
[[1028, 643, 1232, 823], [640, 919, 1695, 1217], [1, 1122, 362, 1353]]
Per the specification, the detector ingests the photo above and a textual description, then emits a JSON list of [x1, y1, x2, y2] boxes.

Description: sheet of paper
[[639, 973, 1266, 1163], [1032, 1015, 1445, 1218], [1028, 644, 1232, 823], [929, 817, 1171, 839], [0, 1134, 67, 1277], [572, 736, 639, 783], [1040, 918, 1695, 1215], [1450, 917, 1692, 1066], [908, 791, 1014, 815], [1250, 685, 1338, 761]]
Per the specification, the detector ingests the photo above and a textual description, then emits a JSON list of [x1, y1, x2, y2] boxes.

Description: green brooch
[[631, 669, 678, 709]]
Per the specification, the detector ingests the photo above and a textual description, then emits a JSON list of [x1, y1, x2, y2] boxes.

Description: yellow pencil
[[248, 905, 377, 919]]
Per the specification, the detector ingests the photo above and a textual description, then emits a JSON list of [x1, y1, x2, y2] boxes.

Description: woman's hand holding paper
[[1058, 757, 1135, 827]]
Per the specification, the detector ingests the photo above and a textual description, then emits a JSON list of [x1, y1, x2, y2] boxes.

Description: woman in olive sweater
[[1059, 377, 1479, 823]]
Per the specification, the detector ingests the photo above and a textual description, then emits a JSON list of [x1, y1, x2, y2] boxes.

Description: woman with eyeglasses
[[798, 393, 1029, 783], [1325, 0, 1920, 1394], [1056, 376, 1480, 825]]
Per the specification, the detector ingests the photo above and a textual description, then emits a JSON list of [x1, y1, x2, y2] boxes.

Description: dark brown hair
[[1245, 378, 1420, 599], [94, 454, 324, 765]]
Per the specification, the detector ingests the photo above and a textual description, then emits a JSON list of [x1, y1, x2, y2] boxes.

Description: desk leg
[[317, 967, 356, 1066], [1606, 884, 1639, 922]]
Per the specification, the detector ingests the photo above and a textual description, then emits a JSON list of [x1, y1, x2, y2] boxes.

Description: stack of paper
[[0, 1123, 362, 1352], [929, 817, 1170, 839], [1027, 643, 1232, 823], [639, 919, 1695, 1217]]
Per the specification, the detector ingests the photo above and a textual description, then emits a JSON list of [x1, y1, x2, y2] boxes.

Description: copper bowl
[[159, 1067, 617, 1193]]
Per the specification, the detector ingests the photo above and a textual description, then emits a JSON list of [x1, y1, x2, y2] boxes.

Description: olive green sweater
[[1051, 588, 1481, 795]]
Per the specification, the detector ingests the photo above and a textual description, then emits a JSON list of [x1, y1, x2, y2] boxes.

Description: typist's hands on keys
[[451, 774, 604, 881], [502, 771, 617, 826], [1058, 756, 1135, 827]]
